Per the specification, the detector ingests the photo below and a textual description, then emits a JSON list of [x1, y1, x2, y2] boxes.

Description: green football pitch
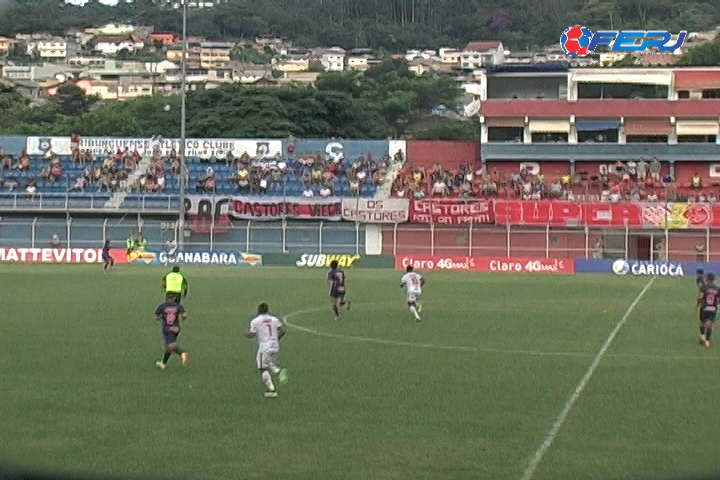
[[1, 265, 719, 480]]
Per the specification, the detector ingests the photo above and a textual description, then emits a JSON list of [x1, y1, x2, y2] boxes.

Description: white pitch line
[[518, 276, 656, 480], [284, 299, 718, 362]]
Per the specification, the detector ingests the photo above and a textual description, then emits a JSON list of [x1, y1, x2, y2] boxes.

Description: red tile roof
[[463, 41, 502, 52], [480, 99, 720, 119]]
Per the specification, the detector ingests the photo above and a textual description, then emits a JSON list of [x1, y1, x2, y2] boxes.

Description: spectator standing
[[650, 158, 661, 182], [126, 234, 136, 256], [137, 235, 148, 252], [637, 159, 648, 182]]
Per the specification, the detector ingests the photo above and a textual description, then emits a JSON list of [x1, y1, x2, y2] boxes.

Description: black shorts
[[166, 292, 182, 303], [702, 311, 716, 323], [163, 332, 179, 345], [330, 290, 346, 300], [102, 254, 113, 262]]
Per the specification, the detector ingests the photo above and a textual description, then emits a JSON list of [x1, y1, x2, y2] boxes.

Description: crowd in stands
[[125, 145, 397, 197], [0, 141, 397, 198], [392, 159, 719, 203], [4, 138, 720, 204]]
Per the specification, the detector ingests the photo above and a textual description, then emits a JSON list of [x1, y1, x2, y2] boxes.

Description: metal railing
[[0, 192, 181, 212], [388, 223, 720, 263], [0, 214, 718, 261]]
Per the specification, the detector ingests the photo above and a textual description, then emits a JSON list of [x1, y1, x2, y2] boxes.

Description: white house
[[36, 38, 68, 59], [92, 34, 145, 55], [440, 48, 461, 65], [347, 55, 369, 70], [460, 41, 505, 69], [320, 47, 345, 72]]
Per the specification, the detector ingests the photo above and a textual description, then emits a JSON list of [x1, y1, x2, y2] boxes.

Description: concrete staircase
[[104, 155, 154, 209]]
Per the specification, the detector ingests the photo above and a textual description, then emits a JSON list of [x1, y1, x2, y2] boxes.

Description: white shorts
[[407, 292, 421, 303], [256, 349, 279, 370]]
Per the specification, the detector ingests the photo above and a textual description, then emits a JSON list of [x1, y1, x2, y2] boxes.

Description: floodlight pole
[[178, 0, 188, 249]]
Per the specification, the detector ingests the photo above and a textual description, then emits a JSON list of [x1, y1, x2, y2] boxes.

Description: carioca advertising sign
[[560, 26, 686, 57], [612, 259, 685, 276], [395, 255, 574, 274], [296, 254, 361, 268]]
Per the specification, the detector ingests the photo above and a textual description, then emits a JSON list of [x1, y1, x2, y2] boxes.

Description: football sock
[[162, 352, 171, 364], [700, 326, 706, 336], [261, 371, 275, 391], [706, 328, 713, 340], [270, 365, 281, 375], [332, 305, 339, 316], [409, 305, 418, 316]]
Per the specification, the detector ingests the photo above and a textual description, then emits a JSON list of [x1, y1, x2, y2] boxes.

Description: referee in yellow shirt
[[163, 266, 188, 303]]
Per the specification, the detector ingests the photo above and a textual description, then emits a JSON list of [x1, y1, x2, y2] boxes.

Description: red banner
[[410, 199, 494, 225], [394, 255, 574, 274], [0, 248, 128, 263], [494, 200, 718, 229]]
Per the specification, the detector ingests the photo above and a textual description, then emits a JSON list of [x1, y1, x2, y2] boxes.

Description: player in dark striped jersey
[[699, 272, 719, 348], [328, 260, 351, 321], [154, 299, 190, 369], [696, 268, 706, 343]]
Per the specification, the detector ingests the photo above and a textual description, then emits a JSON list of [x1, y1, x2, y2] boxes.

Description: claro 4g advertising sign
[[394, 255, 574, 274]]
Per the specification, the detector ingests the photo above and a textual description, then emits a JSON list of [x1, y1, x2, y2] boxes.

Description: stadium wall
[[382, 224, 720, 262], [0, 214, 366, 254]]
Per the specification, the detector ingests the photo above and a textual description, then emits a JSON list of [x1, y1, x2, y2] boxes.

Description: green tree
[[0, 64, 462, 139], [53, 84, 97, 116], [678, 36, 720, 66], [1, 0, 719, 51]]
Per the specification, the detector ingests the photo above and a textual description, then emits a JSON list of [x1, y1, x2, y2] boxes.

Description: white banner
[[25, 137, 282, 158], [230, 195, 342, 221], [341, 198, 409, 223]]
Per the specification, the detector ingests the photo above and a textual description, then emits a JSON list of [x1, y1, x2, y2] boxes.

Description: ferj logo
[[560, 26, 687, 57]]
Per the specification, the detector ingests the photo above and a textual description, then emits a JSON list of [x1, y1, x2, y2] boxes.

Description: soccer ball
[[560, 26, 593, 57]]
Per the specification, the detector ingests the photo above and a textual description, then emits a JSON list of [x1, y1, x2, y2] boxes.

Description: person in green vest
[[137, 235, 148, 252], [163, 266, 188, 303], [126, 234, 136, 256]]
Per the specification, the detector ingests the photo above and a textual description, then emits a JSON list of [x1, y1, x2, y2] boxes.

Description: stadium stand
[[391, 159, 720, 203], [0, 144, 385, 208]]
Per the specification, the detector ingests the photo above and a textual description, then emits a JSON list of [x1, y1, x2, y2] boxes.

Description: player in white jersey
[[400, 265, 425, 322], [164, 239, 178, 266], [244, 303, 288, 398]]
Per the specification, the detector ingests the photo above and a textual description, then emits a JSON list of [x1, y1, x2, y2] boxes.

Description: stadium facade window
[[577, 129, 619, 143], [677, 135, 717, 143], [577, 82, 668, 99], [531, 132, 568, 142], [487, 127, 523, 142], [625, 135, 668, 143]]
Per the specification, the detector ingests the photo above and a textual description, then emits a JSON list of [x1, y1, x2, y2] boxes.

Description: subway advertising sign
[[295, 254, 361, 268]]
